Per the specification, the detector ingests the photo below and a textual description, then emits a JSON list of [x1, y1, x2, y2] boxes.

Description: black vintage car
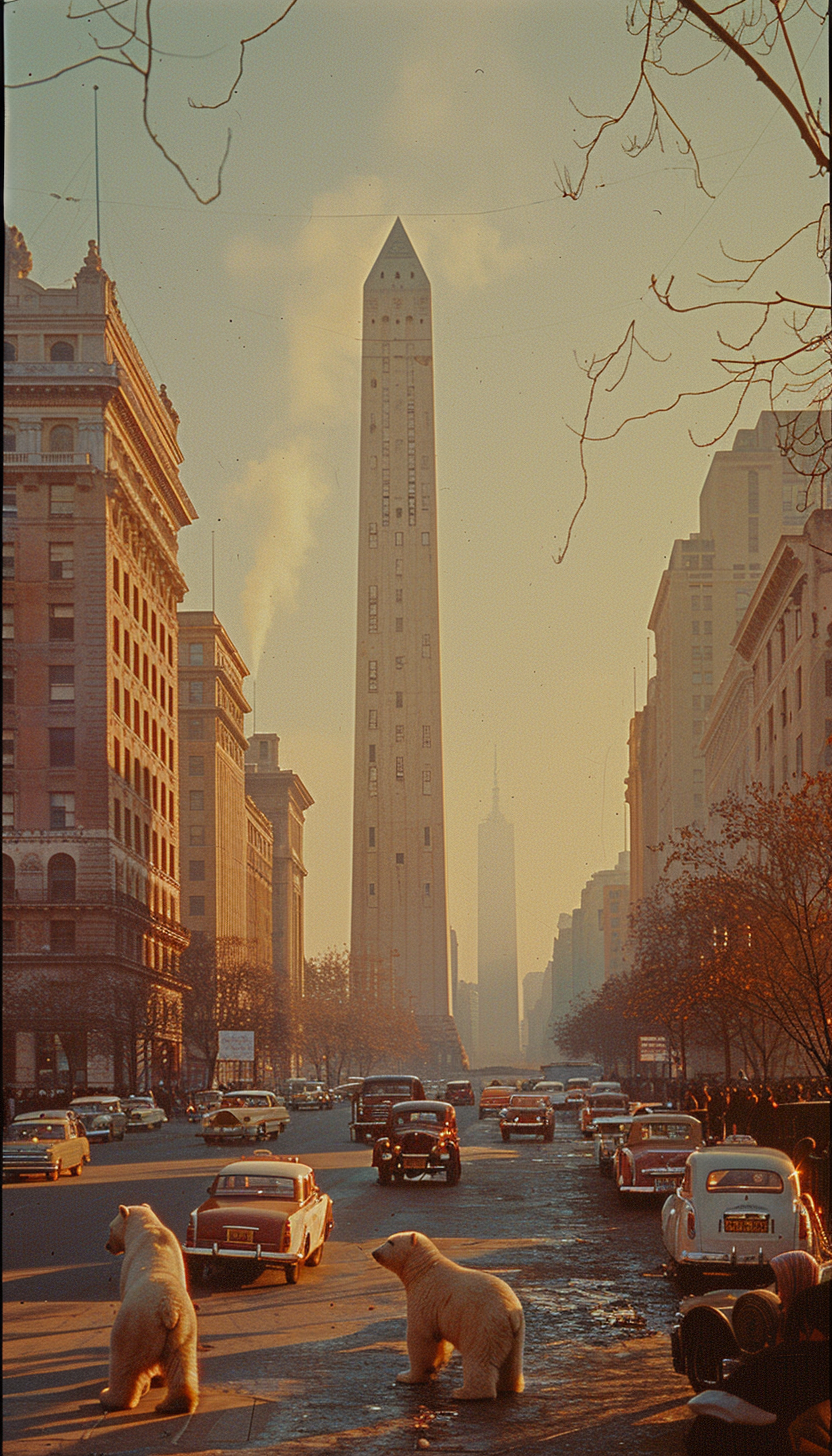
[[349, 1075, 425, 1142], [372, 1100, 462, 1186]]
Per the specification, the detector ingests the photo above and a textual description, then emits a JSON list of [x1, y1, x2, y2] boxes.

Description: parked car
[[183, 1151, 333, 1284], [443, 1079, 475, 1106], [534, 1080, 566, 1108], [372, 1101, 461, 1185], [4, 1115, 90, 1181], [661, 1144, 825, 1286], [70, 1095, 127, 1142], [580, 1091, 630, 1137], [186, 1090, 222, 1123], [614, 1113, 704, 1196], [349, 1075, 425, 1142], [564, 1077, 593, 1112], [123, 1095, 167, 1131], [499, 1094, 555, 1143], [478, 1084, 517, 1120], [593, 1115, 636, 1175], [200, 1090, 290, 1144], [289, 1081, 332, 1111], [332, 1079, 363, 1103], [589, 1081, 623, 1095]]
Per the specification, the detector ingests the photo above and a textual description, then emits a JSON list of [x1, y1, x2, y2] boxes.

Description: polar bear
[[101, 1203, 199, 1414], [372, 1231, 524, 1400]]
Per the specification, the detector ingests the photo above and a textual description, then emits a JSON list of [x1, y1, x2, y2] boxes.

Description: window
[[3, 664, 14, 705], [766, 640, 773, 683], [2, 540, 14, 579], [49, 727, 75, 767], [368, 709, 378, 730], [189, 896, 205, 917], [4, 339, 16, 361], [49, 665, 75, 702], [395, 724, 404, 742], [422, 634, 431, 658], [50, 920, 76, 953], [49, 425, 73, 453], [369, 883, 376, 897], [421, 532, 430, 545], [48, 853, 76, 901], [422, 768, 432, 795], [189, 825, 205, 846], [2, 793, 13, 828], [368, 744, 376, 763], [396, 617, 403, 632], [49, 484, 74, 517], [187, 718, 204, 740], [396, 692, 403, 708], [396, 756, 404, 779], [369, 585, 378, 632], [368, 827, 376, 847], [395, 558, 403, 576], [424, 826, 431, 846], [795, 734, 804, 778], [755, 725, 761, 761], [767, 706, 774, 746], [2, 731, 13, 767], [48, 604, 74, 641], [188, 756, 204, 777], [395, 531, 403, 545], [189, 860, 206, 881], [50, 341, 75, 361], [796, 666, 803, 711], [368, 660, 378, 693], [369, 522, 378, 548], [395, 656, 404, 670], [2, 605, 13, 640], [369, 763, 378, 795], [188, 642, 204, 666], [3, 483, 17, 517], [424, 882, 431, 897], [189, 791, 204, 812], [188, 679, 204, 704]]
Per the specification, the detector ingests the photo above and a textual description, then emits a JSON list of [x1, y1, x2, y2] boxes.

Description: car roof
[[390, 1099, 452, 1113], [687, 1146, 795, 1168], [594, 1115, 635, 1125], [14, 1108, 73, 1119], [216, 1157, 313, 1179], [71, 1095, 119, 1104]]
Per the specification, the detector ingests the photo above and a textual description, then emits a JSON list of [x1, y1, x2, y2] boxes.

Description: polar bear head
[[372, 1231, 438, 1280], [106, 1203, 155, 1254]]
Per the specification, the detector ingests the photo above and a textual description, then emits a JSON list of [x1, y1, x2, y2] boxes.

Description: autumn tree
[[551, 975, 640, 1075], [181, 934, 280, 1088], [301, 948, 427, 1080]]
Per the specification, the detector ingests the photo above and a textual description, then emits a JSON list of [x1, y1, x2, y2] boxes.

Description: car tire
[[285, 1260, 301, 1284], [118, 1129, 125, 1140], [501, 1130, 510, 1142], [70, 1161, 82, 1176], [50, 1163, 61, 1182], [306, 1242, 324, 1267], [378, 1168, 393, 1186], [682, 1308, 739, 1392], [446, 1158, 461, 1187]]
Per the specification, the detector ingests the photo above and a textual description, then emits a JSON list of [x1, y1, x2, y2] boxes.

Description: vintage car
[[349, 1075, 425, 1142], [670, 1265, 832, 1390], [4, 1115, 91, 1180], [534, 1080, 566, 1107], [499, 1094, 555, 1142], [443, 1079, 476, 1106], [186, 1090, 222, 1123], [579, 1091, 630, 1137], [289, 1081, 332, 1111], [589, 1081, 623, 1095], [661, 1145, 825, 1285], [563, 1077, 593, 1112], [593, 1115, 636, 1175], [70, 1095, 127, 1142], [200, 1090, 290, 1144], [614, 1113, 704, 1196], [478, 1084, 517, 1119], [372, 1101, 461, 1185], [183, 1151, 333, 1283], [123, 1094, 168, 1130]]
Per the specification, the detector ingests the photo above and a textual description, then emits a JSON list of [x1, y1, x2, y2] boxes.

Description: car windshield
[[73, 1103, 113, 1115], [509, 1097, 544, 1108], [590, 1095, 628, 1108], [395, 1110, 445, 1127], [7, 1124, 65, 1141], [222, 1095, 270, 1107], [706, 1168, 785, 1192], [636, 1122, 694, 1141], [364, 1081, 414, 1097], [214, 1174, 297, 1196], [127, 1098, 153, 1106]]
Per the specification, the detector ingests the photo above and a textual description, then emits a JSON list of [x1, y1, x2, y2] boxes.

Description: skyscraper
[[350, 219, 460, 1068], [477, 769, 520, 1066]]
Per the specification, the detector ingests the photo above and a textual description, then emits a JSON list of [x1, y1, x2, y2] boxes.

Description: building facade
[[3, 226, 195, 1093], [477, 774, 520, 1066], [244, 733, 312, 1009], [349, 219, 461, 1069]]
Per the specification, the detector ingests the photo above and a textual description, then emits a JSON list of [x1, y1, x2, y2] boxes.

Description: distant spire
[[365, 217, 428, 289]]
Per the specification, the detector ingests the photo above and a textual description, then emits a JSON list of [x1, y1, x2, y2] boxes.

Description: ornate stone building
[[2, 226, 195, 1093], [244, 733, 312, 1008]]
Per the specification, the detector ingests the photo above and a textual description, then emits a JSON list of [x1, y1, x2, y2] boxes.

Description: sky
[[4, 0, 828, 998]]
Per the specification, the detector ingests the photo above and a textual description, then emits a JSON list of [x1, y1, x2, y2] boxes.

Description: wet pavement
[[3, 1104, 694, 1453]]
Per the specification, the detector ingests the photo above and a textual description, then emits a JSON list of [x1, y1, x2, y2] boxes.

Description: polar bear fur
[[101, 1203, 198, 1414], [372, 1230, 524, 1400]]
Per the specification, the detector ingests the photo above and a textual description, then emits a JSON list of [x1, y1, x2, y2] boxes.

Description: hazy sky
[[5, 1, 827, 990]]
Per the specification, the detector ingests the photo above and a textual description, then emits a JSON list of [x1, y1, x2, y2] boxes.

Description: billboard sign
[[218, 1030, 255, 1062], [638, 1035, 669, 1063]]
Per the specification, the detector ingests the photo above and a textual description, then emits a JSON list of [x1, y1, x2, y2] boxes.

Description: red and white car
[[499, 1094, 555, 1142], [614, 1113, 704, 1196], [580, 1091, 630, 1136]]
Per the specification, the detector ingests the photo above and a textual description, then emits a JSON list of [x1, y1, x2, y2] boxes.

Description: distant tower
[[350, 219, 461, 1071], [477, 761, 520, 1065]]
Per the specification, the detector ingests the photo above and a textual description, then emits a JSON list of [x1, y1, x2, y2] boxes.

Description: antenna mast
[[93, 86, 101, 248]]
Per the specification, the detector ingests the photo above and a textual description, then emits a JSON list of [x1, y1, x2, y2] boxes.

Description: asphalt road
[[3, 1103, 695, 1454]]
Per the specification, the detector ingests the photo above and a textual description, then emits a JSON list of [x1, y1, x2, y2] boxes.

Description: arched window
[[4, 340, 16, 362], [50, 341, 75, 362], [2, 854, 14, 901], [48, 853, 76, 902], [49, 424, 73, 453]]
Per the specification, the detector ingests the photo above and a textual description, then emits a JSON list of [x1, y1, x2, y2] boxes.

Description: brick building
[[244, 734, 312, 1012], [2, 226, 195, 1094]]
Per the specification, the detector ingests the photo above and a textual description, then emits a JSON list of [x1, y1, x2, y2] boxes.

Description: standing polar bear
[[101, 1203, 199, 1414], [372, 1231, 524, 1400]]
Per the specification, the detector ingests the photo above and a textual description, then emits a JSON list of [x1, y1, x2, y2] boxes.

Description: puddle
[[523, 1278, 648, 1335]]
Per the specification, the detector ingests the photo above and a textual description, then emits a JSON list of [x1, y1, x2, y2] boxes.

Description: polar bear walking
[[101, 1203, 199, 1414], [372, 1231, 524, 1400]]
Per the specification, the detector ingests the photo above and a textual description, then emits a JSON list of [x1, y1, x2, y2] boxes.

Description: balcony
[[4, 361, 119, 380], [4, 452, 93, 468]]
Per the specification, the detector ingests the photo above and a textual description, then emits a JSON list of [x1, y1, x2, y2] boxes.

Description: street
[[3, 1105, 694, 1455]]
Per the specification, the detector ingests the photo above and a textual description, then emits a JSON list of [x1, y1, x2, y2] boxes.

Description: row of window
[[367, 882, 432, 900], [112, 738, 175, 823], [113, 555, 175, 665], [3, 852, 76, 900], [3, 540, 76, 581], [113, 618, 173, 715], [2, 482, 79, 520], [4, 339, 78, 362], [113, 679, 175, 770], [113, 797, 175, 877], [367, 826, 432, 850], [368, 764, 432, 795]]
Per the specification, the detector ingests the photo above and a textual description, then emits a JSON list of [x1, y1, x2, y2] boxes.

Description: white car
[[533, 1080, 566, 1108], [661, 1144, 823, 1287], [123, 1095, 168, 1131], [70, 1096, 127, 1141], [201, 1090, 290, 1144]]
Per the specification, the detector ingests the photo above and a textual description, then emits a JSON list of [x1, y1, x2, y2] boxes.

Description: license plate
[[724, 1216, 768, 1233], [225, 1228, 255, 1244], [402, 1155, 427, 1169], [654, 1178, 676, 1192]]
